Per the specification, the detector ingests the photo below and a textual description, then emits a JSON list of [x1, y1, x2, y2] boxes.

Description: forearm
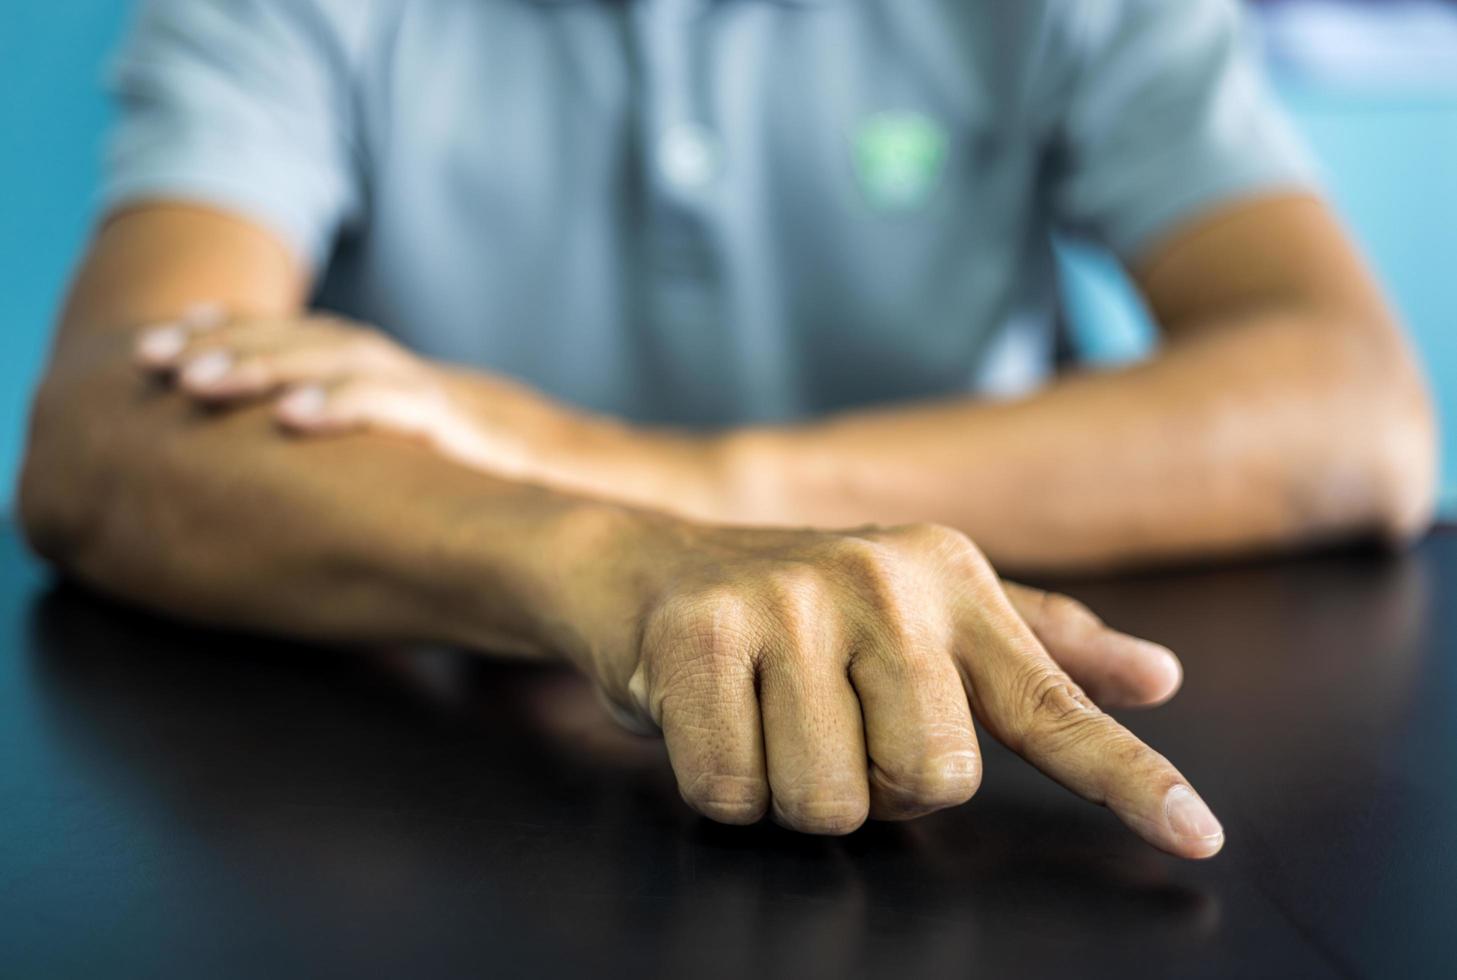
[[713, 307, 1436, 571], [433, 365, 718, 516], [22, 342, 582, 658], [21, 326, 642, 665]]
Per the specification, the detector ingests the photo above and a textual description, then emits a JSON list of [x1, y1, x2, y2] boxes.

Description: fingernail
[[137, 326, 186, 362], [279, 385, 326, 421], [181, 350, 233, 386], [1165, 784, 1224, 842]]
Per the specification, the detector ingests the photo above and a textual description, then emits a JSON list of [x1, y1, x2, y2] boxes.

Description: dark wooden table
[[2, 524, 1454, 979]]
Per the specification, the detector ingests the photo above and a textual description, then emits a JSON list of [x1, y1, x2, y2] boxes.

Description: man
[[19, 0, 1435, 859]]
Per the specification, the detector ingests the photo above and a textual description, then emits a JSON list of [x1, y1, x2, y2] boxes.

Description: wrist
[[560, 419, 730, 525], [709, 426, 790, 526], [499, 495, 683, 684]]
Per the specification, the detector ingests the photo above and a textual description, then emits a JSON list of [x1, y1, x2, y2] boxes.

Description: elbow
[[17, 380, 103, 571], [1353, 333, 1440, 548], [1368, 383, 1440, 548], [1284, 319, 1439, 552]]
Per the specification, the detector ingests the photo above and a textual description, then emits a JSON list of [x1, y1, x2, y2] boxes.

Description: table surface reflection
[[1, 524, 1454, 979]]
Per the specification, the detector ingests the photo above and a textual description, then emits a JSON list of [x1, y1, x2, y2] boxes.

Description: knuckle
[[1005, 663, 1102, 753], [915, 524, 995, 581], [861, 637, 947, 699], [760, 562, 828, 620], [644, 589, 760, 671], [826, 536, 896, 589], [826, 533, 890, 570], [826, 537, 915, 619], [904, 522, 982, 558], [657, 586, 754, 639], [680, 772, 769, 825], [902, 521, 967, 547], [1104, 727, 1165, 774]]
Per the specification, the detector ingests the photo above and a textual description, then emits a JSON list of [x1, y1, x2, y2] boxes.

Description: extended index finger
[[958, 594, 1224, 860]]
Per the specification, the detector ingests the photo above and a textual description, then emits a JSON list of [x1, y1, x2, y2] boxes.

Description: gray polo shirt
[[105, 0, 1313, 427]]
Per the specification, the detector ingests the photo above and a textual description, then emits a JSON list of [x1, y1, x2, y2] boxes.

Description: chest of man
[[321, 0, 1061, 424]]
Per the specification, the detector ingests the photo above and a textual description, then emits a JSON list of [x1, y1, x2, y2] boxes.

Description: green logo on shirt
[[853, 112, 949, 212]]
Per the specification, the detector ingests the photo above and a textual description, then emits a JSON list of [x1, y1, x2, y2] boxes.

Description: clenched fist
[[566, 517, 1220, 857]]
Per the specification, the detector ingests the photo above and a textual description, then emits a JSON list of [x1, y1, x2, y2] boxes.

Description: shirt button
[[658, 124, 719, 193]]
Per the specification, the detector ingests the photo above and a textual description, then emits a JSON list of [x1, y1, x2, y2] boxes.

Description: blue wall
[[0, 2, 130, 511], [2, 5, 1455, 514]]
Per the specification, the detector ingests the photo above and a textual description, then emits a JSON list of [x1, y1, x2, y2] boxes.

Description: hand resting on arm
[[20, 203, 1221, 856]]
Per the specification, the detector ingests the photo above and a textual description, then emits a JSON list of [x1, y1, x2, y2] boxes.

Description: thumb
[[1003, 582, 1183, 709]]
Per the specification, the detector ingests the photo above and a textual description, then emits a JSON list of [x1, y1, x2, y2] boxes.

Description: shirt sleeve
[[1048, 0, 1318, 261], [101, 0, 365, 271]]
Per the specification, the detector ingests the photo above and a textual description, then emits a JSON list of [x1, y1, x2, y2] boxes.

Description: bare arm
[[709, 195, 1439, 571], [208, 196, 1435, 574], [19, 203, 629, 659]]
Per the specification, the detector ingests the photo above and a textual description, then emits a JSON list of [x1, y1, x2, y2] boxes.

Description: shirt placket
[[633, 0, 723, 339]]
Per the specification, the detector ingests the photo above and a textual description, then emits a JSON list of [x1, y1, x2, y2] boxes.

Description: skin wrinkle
[[679, 771, 766, 820], [1002, 662, 1102, 751], [649, 629, 755, 728], [1019, 586, 1153, 705], [849, 549, 955, 653], [867, 752, 980, 817]]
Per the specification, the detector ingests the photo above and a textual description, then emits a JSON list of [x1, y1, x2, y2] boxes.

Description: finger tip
[[1122, 641, 1183, 709], [1162, 784, 1225, 859], [1159, 827, 1225, 861], [1117, 783, 1226, 859], [134, 327, 185, 368], [1150, 648, 1185, 703], [178, 351, 235, 391], [1184, 833, 1226, 860]]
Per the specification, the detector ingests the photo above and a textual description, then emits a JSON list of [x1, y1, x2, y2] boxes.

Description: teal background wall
[[1, 2, 131, 512], [2, 4, 1455, 514]]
